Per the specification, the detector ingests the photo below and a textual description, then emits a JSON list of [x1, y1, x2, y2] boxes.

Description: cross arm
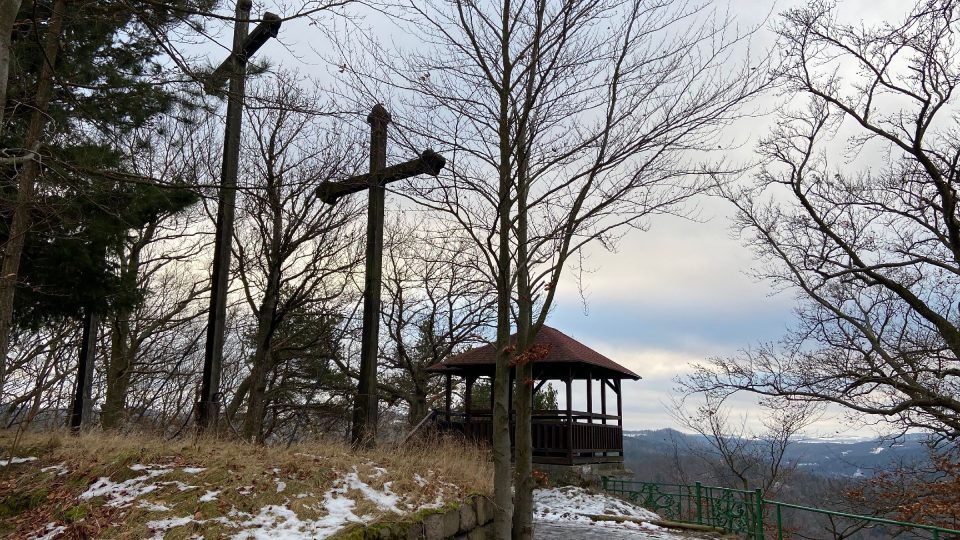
[[204, 12, 282, 95], [315, 149, 446, 205]]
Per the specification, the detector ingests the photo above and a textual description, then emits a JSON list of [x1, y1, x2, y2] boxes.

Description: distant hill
[[623, 428, 932, 479]]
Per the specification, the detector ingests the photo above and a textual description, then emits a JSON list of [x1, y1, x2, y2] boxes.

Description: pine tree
[[0, 0, 210, 395]]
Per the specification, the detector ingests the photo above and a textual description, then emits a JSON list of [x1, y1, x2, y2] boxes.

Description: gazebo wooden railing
[[434, 409, 625, 465]]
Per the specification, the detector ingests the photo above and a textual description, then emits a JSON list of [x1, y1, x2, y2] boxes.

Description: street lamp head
[[418, 149, 446, 176], [242, 12, 282, 60]]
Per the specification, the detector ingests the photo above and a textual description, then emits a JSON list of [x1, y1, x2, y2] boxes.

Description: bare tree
[[1, 324, 75, 428], [684, 0, 960, 442], [670, 395, 819, 495], [0, 0, 66, 397], [332, 0, 769, 533], [228, 74, 364, 442], [99, 112, 213, 430], [378, 219, 495, 425]]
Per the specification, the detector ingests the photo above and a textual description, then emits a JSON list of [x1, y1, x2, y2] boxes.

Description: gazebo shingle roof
[[426, 325, 640, 379]]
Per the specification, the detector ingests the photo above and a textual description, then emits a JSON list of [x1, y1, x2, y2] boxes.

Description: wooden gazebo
[[425, 326, 640, 465]]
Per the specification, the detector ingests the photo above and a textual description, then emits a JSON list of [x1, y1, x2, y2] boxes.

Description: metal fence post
[[776, 503, 783, 540], [695, 482, 703, 524], [755, 488, 765, 540]]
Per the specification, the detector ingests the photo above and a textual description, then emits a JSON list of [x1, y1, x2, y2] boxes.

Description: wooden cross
[[315, 104, 446, 446]]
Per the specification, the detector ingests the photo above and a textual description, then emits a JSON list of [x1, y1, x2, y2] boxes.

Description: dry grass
[[0, 429, 492, 539]]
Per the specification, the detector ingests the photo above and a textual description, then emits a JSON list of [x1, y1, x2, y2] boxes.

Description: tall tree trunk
[[243, 205, 283, 442], [407, 372, 428, 425], [492, 17, 515, 531], [408, 394, 427, 426], [242, 269, 280, 442], [0, 0, 66, 399], [0, 0, 22, 134], [102, 308, 133, 429], [226, 374, 251, 420], [512, 118, 534, 539], [102, 227, 150, 430]]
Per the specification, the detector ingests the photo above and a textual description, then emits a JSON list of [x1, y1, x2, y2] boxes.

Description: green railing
[[601, 477, 960, 539]]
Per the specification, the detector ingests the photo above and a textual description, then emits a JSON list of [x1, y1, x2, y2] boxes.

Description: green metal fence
[[601, 477, 960, 539]]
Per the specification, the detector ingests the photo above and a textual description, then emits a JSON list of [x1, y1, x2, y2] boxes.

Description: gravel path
[[534, 521, 681, 539]]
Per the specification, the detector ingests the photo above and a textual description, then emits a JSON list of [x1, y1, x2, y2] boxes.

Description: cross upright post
[[197, 2, 281, 432], [352, 104, 389, 447], [315, 104, 445, 448]]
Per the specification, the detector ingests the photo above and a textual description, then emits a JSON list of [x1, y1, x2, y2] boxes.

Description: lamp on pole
[[197, 1, 281, 432]]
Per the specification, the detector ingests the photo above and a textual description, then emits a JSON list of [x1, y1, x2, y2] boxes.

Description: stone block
[[376, 524, 406, 539], [458, 501, 477, 533], [424, 511, 461, 540], [442, 509, 461, 537], [468, 524, 494, 540], [406, 521, 425, 540], [474, 496, 494, 525]]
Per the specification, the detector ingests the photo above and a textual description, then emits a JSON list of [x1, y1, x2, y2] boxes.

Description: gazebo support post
[[565, 366, 573, 463], [616, 378, 623, 427], [586, 369, 593, 424], [600, 377, 607, 425], [601, 377, 608, 457], [465, 375, 474, 422], [444, 373, 451, 422]]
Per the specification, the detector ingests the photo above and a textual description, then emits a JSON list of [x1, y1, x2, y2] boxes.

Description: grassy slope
[[0, 430, 491, 539]]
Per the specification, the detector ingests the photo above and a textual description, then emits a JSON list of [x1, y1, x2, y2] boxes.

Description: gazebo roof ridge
[[426, 325, 640, 380]]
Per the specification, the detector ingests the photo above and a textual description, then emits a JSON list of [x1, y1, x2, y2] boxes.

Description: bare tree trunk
[[512, 121, 534, 539], [102, 309, 133, 429], [0, 0, 66, 399], [102, 226, 151, 430], [0, 0, 22, 134], [226, 374, 250, 419], [492, 30, 515, 531], [242, 201, 283, 442], [242, 264, 280, 442], [407, 372, 429, 425], [407, 394, 427, 426]]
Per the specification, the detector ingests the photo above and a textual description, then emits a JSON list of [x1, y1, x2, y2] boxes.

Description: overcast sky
[[214, 0, 915, 437]]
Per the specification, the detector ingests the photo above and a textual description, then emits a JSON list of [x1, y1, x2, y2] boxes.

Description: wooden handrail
[[436, 408, 621, 422]]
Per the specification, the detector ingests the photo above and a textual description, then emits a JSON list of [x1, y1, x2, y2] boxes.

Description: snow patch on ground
[[535, 486, 659, 523], [223, 467, 418, 537], [147, 516, 193, 540], [80, 464, 172, 507], [342, 469, 402, 513], [230, 504, 336, 540], [870, 447, 885, 455], [138, 500, 172, 512], [40, 462, 68, 475], [27, 522, 65, 540], [533, 486, 689, 540], [35, 460, 468, 539], [0, 456, 37, 466]]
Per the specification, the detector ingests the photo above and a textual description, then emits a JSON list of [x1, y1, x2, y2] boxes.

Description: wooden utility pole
[[315, 104, 445, 447], [197, 2, 280, 432]]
